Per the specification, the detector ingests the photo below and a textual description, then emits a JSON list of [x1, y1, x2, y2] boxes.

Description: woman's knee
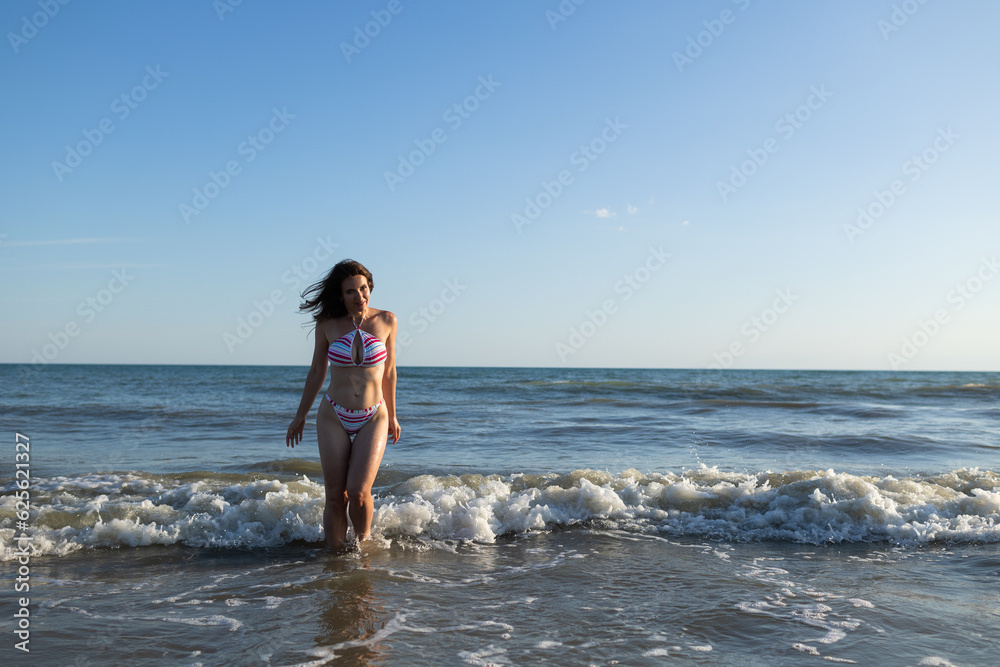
[[326, 489, 348, 510], [346, 485, 372, 506]]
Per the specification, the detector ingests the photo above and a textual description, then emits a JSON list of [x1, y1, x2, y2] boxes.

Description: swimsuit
[[324, 397, 384, 436], [324, 318, 388, 435], [327, 320, 387, 368]]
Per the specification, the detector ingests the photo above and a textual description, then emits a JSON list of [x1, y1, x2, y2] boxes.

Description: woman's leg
[[344, 406, 389, 542], [316, 401, 353, 549]]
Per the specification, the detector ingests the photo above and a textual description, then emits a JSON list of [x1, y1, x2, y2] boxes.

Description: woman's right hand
[[286, 415, 305, 448]]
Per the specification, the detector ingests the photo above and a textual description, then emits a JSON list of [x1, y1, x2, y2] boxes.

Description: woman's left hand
[[387, 418, 401, 444]]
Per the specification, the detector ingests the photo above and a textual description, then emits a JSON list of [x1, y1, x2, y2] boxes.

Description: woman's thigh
[[316, 400, 353, 494], [346, 406, 389, 493]]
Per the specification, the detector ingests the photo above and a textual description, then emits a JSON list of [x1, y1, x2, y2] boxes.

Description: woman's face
[[340, 274, 371, 313]]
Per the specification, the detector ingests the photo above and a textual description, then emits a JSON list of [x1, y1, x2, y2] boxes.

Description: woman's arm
[[381, 312, 400, 444], [286, 322, 330, 448]]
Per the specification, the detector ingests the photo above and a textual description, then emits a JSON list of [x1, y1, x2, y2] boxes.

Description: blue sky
[[2, 0, 998, 370]]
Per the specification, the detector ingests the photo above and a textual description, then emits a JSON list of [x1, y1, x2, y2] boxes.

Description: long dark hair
[[299, 259, 374, 323]]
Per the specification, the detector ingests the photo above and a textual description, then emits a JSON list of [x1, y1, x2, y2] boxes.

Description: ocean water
[[2, 364, 999, 665]]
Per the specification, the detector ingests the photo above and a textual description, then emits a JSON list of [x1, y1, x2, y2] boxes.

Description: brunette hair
[[299, 259, 374, 322]]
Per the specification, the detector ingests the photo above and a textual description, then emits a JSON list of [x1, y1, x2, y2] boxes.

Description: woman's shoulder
[[314, 316, 347, 338], [373, 308, 397, 327]]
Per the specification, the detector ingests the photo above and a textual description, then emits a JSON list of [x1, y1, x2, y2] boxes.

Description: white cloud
[[627, 204, 638, 214], [595, 208, 616, 218]]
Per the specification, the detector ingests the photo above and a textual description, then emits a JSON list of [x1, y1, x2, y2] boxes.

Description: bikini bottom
[[324, 395, 383, 436]]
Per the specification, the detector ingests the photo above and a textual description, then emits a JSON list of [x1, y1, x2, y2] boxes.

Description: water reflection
[[313, 548, 392, 665]]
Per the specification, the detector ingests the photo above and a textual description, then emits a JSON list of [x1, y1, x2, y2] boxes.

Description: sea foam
[[2, 466, 998, 559]]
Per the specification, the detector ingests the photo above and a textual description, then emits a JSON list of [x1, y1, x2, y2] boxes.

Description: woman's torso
[[320, 310, 389, 408]]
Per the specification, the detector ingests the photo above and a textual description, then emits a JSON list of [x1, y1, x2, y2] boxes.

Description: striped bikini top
[[327, 318, 387, 367]]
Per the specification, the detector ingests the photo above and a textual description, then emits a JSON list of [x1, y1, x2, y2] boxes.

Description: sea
[[2, 364, 999, 666]]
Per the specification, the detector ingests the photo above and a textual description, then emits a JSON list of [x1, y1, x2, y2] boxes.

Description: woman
[[286, 259, 400, 550]]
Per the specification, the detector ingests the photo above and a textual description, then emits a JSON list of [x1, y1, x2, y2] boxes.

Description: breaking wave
[[3, 465, 999, 559]]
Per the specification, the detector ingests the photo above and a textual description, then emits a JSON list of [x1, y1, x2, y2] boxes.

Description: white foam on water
[[54, 602, 244, 633], [1, 472, 325, 559], [373, 467, 1000, 546], [297, 612, 414, 667], [734, 550, 872, 663], [736, 600, 784, 617], [813, 628, 847, 644], [457, 643, 509, 666], [3, 466, 999, 559], [154, 614, 243, 631]]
